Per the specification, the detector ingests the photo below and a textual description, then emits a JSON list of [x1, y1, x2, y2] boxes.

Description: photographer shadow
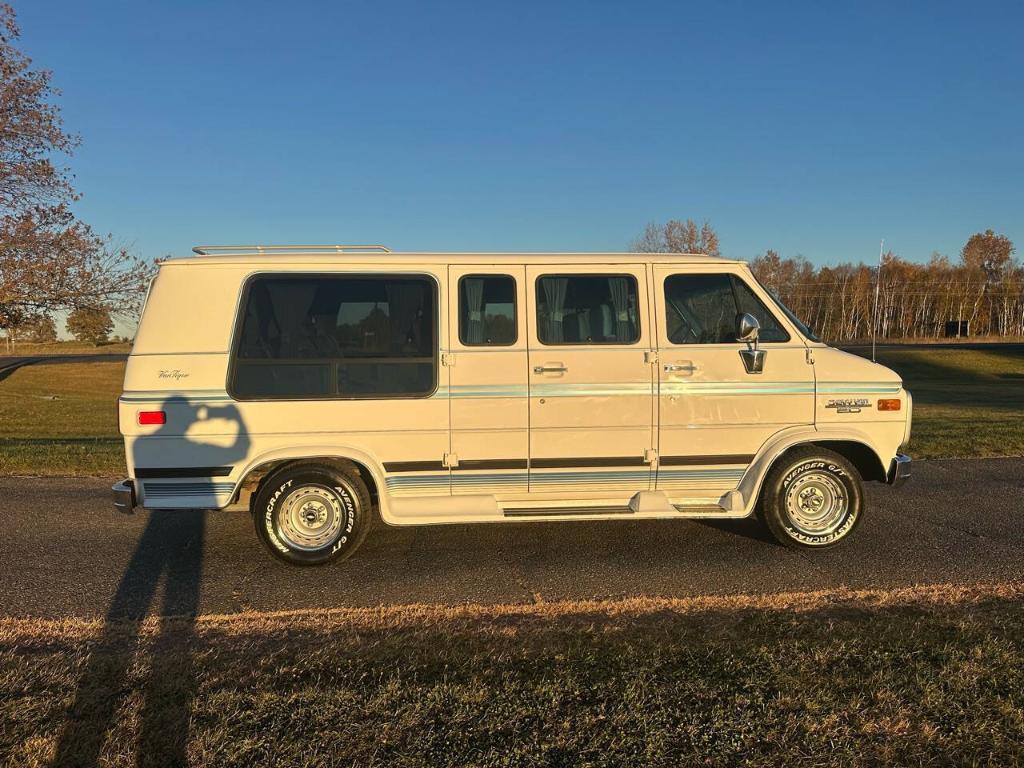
[[52, 396, 250, 768]]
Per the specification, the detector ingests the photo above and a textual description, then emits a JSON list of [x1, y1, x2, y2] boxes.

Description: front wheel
[[252, 462, 372, 566], [758, 447, 863, 548]]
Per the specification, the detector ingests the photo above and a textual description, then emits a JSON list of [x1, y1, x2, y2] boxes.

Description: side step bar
[[503, 506, 634, 518]]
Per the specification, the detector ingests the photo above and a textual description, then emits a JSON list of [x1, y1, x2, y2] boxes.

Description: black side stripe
[[455, 459, 529, 471], [530, 456, 648, 469], [659, 455, 754, 466], [134, 466, 233, 478]]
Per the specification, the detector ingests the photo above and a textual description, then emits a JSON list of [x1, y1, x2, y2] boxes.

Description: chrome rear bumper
[[887, 454, 911, 487], [112, 479, 136, 514]]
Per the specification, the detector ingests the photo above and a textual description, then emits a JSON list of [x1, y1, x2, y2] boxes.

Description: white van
[[113, 245, 911, 565]]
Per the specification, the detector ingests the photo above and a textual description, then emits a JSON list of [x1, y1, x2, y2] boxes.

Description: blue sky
[[20, 0, 1024, 268]]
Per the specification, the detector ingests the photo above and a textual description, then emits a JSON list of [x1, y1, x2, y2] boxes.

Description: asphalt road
[[1, 457, 1022, 620], [0, 353, 128, 381]]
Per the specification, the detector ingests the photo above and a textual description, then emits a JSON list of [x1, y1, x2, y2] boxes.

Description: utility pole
[[872, 239, 884, 363]]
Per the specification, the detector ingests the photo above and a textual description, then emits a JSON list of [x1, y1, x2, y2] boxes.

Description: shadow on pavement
[[51, 392, 247, 766], [51, 510, 205, 767], [695, 515, 779, 546]]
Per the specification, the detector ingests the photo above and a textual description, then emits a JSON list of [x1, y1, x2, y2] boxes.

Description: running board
[[503, 506, 634, 518]]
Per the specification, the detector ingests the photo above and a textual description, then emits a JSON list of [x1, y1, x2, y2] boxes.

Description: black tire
[[252, 462, 372, 566], [758, 446, 863, 548]]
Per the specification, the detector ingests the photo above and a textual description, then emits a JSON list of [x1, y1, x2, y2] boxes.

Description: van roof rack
[[191, 244, 392, 255]]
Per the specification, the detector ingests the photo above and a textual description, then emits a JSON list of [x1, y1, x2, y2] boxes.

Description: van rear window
[[230, 274, 437, 399]]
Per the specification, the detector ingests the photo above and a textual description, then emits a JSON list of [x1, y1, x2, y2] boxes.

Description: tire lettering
[[780, 457, 857, 546], [264, 480, 294, 554]]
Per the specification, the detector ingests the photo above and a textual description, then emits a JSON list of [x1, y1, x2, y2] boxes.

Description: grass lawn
[[0, 360, 126, 476], [0, 346, 1022, 475], [851, 346, 1024, 459], [2, 583, 1023, 767], [3, 340, 132, 355]]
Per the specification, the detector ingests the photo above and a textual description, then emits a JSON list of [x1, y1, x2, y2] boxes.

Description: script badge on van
[[826, 398, 871, 413], [158, 369, 190, 381]]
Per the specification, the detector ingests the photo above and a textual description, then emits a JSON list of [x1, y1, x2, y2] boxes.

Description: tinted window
[[664, 274, 789, 344], [459, 275, 517, 346], [536, 275, 640, 345], [232, 275, 436, 398]]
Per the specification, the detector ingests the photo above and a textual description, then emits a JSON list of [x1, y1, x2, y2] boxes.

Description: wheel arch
[[738, 426, 888, 515], [234, 446, 387, 519], [807, 439, 887, 483]]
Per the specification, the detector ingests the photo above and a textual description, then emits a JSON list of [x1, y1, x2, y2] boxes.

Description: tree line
[[637, 221, 1020, 342]]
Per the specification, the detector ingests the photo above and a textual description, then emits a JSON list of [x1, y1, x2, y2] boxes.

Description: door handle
[[664, 362, 697, 373], [533, 365, 568, 374]]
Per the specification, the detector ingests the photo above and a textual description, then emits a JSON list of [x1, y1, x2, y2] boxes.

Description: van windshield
[[756, 281, 821, 343]]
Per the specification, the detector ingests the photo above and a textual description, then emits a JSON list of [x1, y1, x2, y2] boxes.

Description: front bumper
[[112, 479, 136, 514], [887, 454, 911, 487]]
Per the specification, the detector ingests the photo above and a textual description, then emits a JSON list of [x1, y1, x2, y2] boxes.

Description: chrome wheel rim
[[784, 472, 848, 536], [277, 484, 344, 551]]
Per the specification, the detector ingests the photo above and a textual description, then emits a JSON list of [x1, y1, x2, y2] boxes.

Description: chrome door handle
[[664, 363, 696, 373], [534, 365, 568, 374]]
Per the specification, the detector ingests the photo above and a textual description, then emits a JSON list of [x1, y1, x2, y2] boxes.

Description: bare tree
[[633, 219, 720, 257]]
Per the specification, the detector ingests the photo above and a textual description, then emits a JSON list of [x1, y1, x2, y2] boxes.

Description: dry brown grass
[[3, 582, 1024, 767]]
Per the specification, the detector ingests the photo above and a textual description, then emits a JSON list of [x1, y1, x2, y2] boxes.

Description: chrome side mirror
[[736, 313, 760, 343], [736, 313, 766, 374]]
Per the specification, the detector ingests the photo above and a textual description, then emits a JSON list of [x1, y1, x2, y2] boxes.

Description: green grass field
[[0, 346, 1022, 475], [0, 360, 125, 475], [3, 584, 1023, 767], [3, 340, 132, 355], [861, 346, 1024, 458]]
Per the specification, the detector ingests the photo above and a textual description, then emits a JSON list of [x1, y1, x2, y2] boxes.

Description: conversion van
[[113, 245, 911, 565]]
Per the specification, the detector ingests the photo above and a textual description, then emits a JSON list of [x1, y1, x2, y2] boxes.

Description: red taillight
[[878, 399, 901, 411], [138, 411, 166, 425]]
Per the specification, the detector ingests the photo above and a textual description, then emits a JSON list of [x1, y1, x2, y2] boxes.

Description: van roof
[[163, 249, 742, 267]]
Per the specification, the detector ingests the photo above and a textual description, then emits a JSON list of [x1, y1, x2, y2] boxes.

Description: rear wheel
[[252, 462, 372, 566], [759, 447, 863, 548]]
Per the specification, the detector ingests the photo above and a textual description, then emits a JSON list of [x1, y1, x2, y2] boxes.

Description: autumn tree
[[961, 229, 1014, 282], [0, 4, 150, 341], [20, 312, 55, 342], [749, 250, 814, 295], [633, 219, 720, 257], [66, 304, 113, 344]]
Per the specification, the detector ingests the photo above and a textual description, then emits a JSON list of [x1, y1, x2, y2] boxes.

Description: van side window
[[664, 274, 789, 344], [536, 274, 640, 345], [459, 275, 517, 346], [231, 275, 436, 399]]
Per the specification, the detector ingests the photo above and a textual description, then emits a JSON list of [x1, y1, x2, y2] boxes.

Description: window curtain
[[542, 277, 568, 343], [267, 283, 318, 357], [385, 282, 424, 352], [608, 277, 633, 341], [463, 278, 485, 344], [598, 304, 614, 338], [577, 311, 591, 342]]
